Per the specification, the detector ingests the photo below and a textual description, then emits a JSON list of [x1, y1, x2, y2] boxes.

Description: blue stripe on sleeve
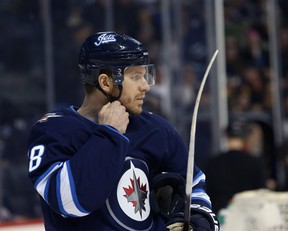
[[66, 161, 89, 214]]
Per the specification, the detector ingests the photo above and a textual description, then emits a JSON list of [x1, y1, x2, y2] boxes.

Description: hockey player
[[27, 32, 219, 231]]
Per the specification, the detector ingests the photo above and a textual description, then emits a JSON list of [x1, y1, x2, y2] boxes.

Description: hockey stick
[[183, 50, 219, 231]]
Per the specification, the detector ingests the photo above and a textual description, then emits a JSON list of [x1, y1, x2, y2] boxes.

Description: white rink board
[[0, 223, 44, 231]]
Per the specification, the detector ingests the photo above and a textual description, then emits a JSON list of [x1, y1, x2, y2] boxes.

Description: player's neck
[[227, 138, 244, 150], [77, 94, 108, 122]]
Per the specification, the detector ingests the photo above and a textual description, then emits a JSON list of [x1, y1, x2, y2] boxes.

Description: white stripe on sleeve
[[59, 162, 89, 217], [35, 162, 63, 202], [192, 172, 206, 187]]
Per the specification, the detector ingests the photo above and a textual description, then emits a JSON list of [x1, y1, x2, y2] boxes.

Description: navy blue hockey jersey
[[27, 106, 211, 231]]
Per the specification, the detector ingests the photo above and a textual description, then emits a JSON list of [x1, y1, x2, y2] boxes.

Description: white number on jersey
[[29, 145, 45, 172]]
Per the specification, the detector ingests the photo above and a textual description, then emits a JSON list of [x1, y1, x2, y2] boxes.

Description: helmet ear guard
[[80, 64, 124, 87]]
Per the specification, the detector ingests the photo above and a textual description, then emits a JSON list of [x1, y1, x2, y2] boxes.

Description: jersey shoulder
[[140, 111, 172, 129], [31, 106, 92, 135]]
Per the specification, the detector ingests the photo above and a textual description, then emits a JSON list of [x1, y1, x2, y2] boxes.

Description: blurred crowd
[[0, 0, 288, 221]]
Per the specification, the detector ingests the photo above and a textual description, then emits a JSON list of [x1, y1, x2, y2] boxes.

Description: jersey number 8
[[29, 145, 45, 172]]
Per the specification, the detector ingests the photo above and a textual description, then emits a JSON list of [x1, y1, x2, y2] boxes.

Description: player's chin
[[128, 105, 143, 115]]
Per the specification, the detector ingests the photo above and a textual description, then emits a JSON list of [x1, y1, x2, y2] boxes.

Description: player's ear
[[98, 74, 113, 93]]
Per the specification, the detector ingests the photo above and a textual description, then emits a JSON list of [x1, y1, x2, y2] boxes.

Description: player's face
[[119, 66, 150, 115]]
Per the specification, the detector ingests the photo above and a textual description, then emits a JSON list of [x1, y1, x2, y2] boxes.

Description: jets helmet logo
[[95, 33, 116, 46], [117, 161, 150, 221]]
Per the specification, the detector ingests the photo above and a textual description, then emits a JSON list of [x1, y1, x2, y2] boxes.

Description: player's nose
[[140, 79, 150, 92]]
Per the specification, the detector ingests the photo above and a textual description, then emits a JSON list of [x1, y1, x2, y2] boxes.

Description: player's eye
[[130, 75, 143, 82]]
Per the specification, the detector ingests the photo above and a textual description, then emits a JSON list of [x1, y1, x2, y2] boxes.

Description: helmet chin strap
[[97, 85, 123, 102]]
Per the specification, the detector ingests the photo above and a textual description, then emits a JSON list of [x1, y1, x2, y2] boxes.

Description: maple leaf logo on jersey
[[115, 161, 150, 222], [123, 170, 147, 218]]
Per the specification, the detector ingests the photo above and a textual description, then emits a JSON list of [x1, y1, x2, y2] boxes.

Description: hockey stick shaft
[[183, 50, 219, 231]]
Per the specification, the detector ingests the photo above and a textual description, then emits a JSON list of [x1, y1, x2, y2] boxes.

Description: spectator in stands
[[225, 35, 244, 77], [241, 28, 269, 68], [241, 66, 266, 111], [204, 118, 266, 215]]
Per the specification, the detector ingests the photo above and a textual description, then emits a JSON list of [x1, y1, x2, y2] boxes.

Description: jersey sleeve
[[191, 166, 212, 208], [27, 117, 129, 218]]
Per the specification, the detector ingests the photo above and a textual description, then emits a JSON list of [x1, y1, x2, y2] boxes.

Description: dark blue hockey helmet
[[78, 31, 156, 88], [226, 117, 249, 138]]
